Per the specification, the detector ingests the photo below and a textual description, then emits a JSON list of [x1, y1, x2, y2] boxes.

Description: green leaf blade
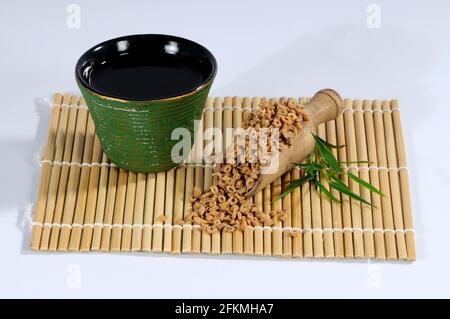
[[314, 135, 345, 149], [330, 175, 347, 188], [316, 180, 340, 203], [273, 134, 380, 209], [312, 134, 341, 172], [329, 180, 373, 207], [338, 161, 371, 165], [346, 172, 384, 196], [273, 174, 315, 202]]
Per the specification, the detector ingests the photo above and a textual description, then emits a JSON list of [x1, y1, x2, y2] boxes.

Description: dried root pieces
[[188, 185, 288, 234], [244, 99, 309, 149], [189, 99, 308, 233]]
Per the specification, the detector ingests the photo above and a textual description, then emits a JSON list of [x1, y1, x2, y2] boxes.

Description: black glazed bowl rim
[[75, 34, 217, 102]]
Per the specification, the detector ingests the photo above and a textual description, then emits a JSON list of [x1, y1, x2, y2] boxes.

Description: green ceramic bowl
[[75, 34, 217, 173]]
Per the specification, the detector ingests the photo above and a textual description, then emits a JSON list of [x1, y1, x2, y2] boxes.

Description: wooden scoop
[[213, 89, 343, 198], [245, 88, 344, 197]]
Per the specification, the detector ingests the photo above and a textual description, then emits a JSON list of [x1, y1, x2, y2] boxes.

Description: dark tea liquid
[[88, 55, 207, 100]]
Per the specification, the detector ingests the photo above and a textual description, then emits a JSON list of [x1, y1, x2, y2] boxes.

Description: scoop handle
[[304, 89, 344, 125]]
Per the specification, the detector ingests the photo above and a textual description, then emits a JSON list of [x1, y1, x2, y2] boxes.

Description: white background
[[0, 0, 449, 298]]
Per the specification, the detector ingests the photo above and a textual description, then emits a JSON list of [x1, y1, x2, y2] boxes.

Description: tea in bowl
[[76, 34, 217, 173]]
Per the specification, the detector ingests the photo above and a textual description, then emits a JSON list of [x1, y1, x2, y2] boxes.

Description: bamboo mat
[[29, 93, 416, 261]]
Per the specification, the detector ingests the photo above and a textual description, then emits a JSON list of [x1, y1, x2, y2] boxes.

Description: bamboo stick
[[231, 96, 244, 254], [99, 164, 119, 251], [182, 167, 194, 253], [31, 94, 62, 249], [163, 168, 175, 253], [373, 100, 397, 259], [181, 138, 195, 252], [142, 173, 156, 252], [152, 171, 166, 252], [79, 134, 103, 251], [172, 166, 186, 254], [221, 96, 233, 254], [182, 150, 194, 253], [326, 118, 344, 258], [254, 193, 264, 256], [353, 100, 375, 258], [109, 168, 128, 251], [192, 111, 204, 253], [363, 100, 386, 260], [181, 101, 200, 253], [37, 94, 66, 250], [191, 172, 203, 250], [222, 97, 235, 161], [336, 105, 354, 258], [201, 98, 214, 254], [243, 97, 254, 255], [391, 100, 416, 261], [281, 171, 292, 258], [120, 171, 137, 251], [291, 97, 303, 257], [68, 112, 96, 251], [262, 167, 272, 255], [204, 98, 214, 191], [310, 138, 324, 258], [383, 100, 407, 260], [269, 97, 283, 257], [57, 96, 88, 251], [277, 97, 291, 257], [48, 95, 78, 251], [291, 166, 302, 258], [343, 99, 364, 258], [90, 154, 110, 251], [131, 173, 146, 251], [252, 97, 264, 256], [318, 123, 334, 258], [290, 97, 303, 258], [300, 96, 313, 258]]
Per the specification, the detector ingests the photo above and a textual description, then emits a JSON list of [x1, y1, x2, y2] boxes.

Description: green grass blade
[[273, 174, 315, 202], [312, 134, 341, 172], [314, 135, 345, 149], [329, 175, 347, 188], [316, 180, 340, 203], [329, 180, 373, 206], [338, 161, 371, 164], [346, 172, 384, 196]]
